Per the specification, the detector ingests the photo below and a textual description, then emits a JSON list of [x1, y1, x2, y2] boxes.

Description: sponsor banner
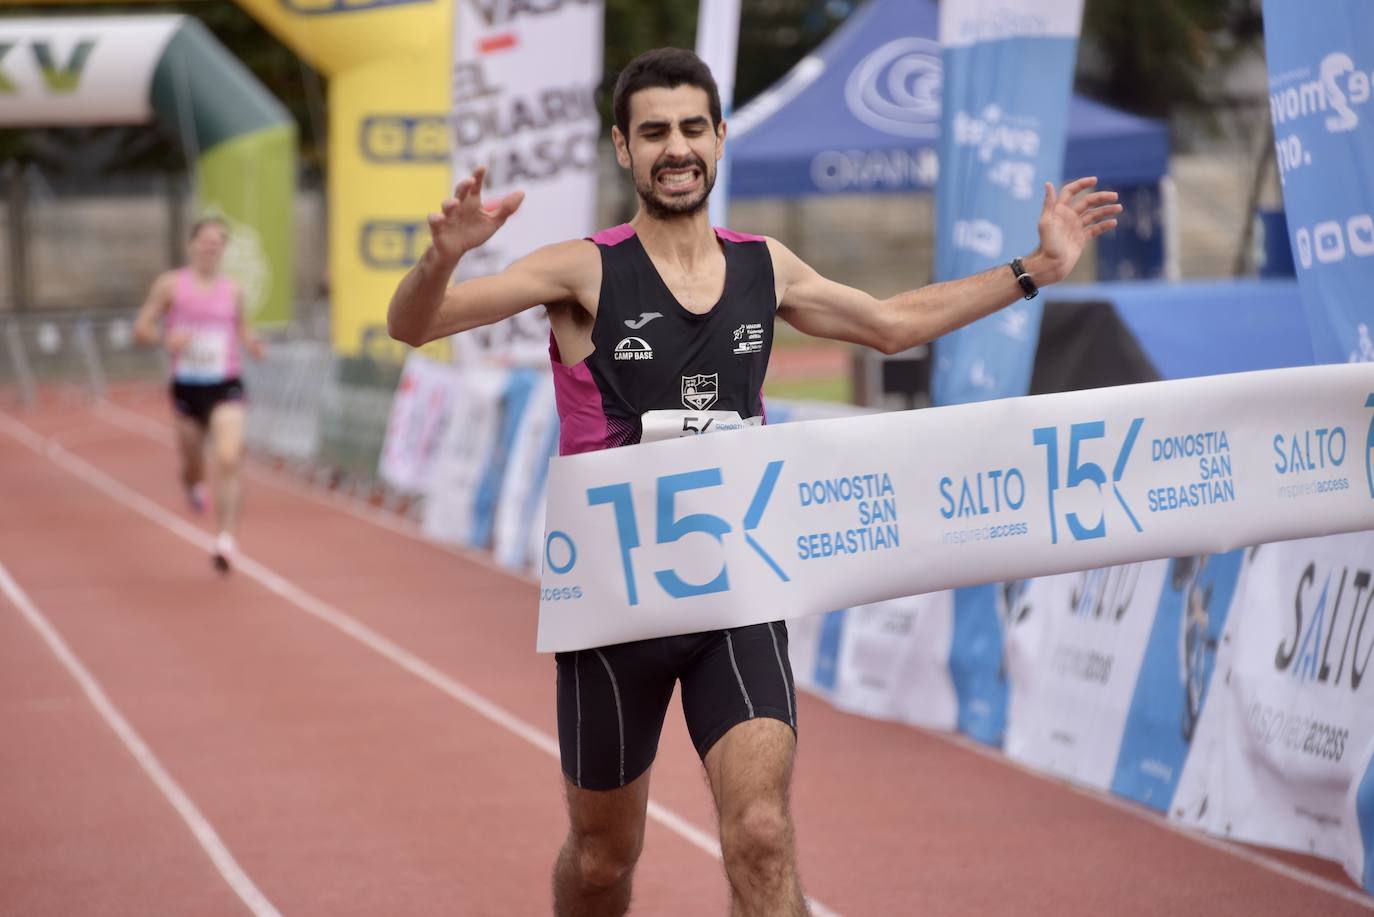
[[537, 363, 1374, 652], [469, 367, 540, 548], [831, 591, 958, 730], [1261, 1, 1374, 365], [931, 0, 1084, 406], [379, 352, 461, 494], [695, 0, 740, 228], [787, 608, 847, 699], [449, 0, 602, 365], [1004, 561, 1166, 789], [492, 370, 560, 569], [783, 608, 829, 697], [1110, 550, 1244, 812], [0, 17, 180, 125], [1344, 733, 1374, 892], [949, 583, 1010, 746], [1172, 531, 1374, 860], [421, 366, 508, 547]]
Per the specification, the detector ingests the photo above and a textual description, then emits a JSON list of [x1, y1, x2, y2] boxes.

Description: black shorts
[[171, 378, 245, 429], [555, 622, 797, 791]]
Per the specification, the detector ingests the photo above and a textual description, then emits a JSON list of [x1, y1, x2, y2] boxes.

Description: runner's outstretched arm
[[387, 166, 595, 348], [770, 177, 1122, 354]]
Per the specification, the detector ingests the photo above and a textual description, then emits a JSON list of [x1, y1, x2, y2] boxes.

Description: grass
[[763, 374, 852, 404]]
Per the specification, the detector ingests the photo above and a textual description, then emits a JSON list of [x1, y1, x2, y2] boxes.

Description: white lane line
[[0, 562, 281, 917], [925, 726, 1374, 909], [90, 399, 534, 584], [1, 409, 844, 916]]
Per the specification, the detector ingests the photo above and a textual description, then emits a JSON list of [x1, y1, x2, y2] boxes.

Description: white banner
[[449, 0, 602, 365], [0, 17, 181, 126], [938, 0, 1083, 48], [421, 366, 508, 547], [379, 352, 462, 495], [831, 591, 958, 730], [1173, 530, 1374, 859], [1004, 561, 1166, 788], [537, 363, 1374, 652]]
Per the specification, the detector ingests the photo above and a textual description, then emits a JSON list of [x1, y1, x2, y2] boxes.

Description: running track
[[2, 385, 1371, 916]]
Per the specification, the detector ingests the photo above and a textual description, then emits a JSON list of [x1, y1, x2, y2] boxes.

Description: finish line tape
[[538, 363, 1374, 652]]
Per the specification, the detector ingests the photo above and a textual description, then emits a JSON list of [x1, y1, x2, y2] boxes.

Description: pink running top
[[167, 268, 242, 383]]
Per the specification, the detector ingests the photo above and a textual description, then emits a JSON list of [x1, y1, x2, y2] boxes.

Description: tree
[[1076, 0, 1265, 122], [600, 0, 847, 122]]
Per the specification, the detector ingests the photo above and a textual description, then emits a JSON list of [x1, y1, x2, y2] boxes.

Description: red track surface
[[2, 384, 1371, 916]]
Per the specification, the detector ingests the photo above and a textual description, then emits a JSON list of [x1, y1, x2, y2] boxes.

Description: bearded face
[[616, 85, 724, 221]]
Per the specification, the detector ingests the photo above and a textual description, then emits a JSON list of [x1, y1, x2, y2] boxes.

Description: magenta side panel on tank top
[[549, 335, 608, 455]]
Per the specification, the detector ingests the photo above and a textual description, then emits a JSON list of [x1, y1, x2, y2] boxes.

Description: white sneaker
[[212, 532, 237, 574]]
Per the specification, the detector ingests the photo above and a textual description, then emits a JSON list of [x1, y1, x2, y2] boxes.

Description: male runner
[[388, 48, 1120, 916], [135, 216, 264, 573]]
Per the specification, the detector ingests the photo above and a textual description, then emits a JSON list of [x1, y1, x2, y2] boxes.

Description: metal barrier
[[241, 339, 335, 465], [0, 309, 410, 507], [0, 310, 167, 408]]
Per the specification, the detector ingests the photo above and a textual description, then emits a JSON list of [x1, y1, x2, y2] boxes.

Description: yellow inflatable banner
[[235, 0, 453, 359]]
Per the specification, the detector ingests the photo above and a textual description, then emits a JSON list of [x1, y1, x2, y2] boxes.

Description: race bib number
[[176, 328, 231, 383], [640, 409, 763, 443]]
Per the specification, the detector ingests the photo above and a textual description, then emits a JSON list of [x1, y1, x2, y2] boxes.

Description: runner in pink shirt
[[135, 216, 264, 573]]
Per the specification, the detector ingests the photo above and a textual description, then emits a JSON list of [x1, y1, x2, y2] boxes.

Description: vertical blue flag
[[1261, 1, 1374, 365], [931, 1, 1084, 406]]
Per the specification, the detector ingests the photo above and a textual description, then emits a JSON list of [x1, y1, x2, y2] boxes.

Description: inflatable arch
[[0, 15, 297, 324], [227, 0, 455, 360], [7, 1, 457, 357]]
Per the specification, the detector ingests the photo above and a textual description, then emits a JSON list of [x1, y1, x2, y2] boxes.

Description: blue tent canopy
[[728, 0, 1169, 199]]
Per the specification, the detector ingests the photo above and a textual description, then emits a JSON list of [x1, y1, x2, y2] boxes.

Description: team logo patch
[[682, 373, 719, 411], [614, 337, 654, 361], [732, 322, 765, 355]]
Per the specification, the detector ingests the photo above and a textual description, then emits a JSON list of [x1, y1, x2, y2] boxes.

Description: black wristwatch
[[1009, 257, 1038, 300]]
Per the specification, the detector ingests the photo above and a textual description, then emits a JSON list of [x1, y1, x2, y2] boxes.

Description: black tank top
[[551, 224, 776, 455]]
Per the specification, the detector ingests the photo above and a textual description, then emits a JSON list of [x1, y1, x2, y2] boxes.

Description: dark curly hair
[[612, 47, 722, 137]]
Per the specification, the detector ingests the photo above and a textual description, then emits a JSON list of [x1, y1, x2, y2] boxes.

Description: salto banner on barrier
[[1173, 532, 1374, 865], [536, 363, 1374, 652]]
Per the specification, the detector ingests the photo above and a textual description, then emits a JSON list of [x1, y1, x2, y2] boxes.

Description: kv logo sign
[[0, 38, 96, 94]]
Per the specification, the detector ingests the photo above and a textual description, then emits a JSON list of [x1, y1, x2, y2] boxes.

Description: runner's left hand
[[1031, 177, 1122, 284]]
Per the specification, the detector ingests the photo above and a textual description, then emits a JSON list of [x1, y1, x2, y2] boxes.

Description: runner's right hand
[[427, 165, 525, 262], [165, 329, 191, 357]]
